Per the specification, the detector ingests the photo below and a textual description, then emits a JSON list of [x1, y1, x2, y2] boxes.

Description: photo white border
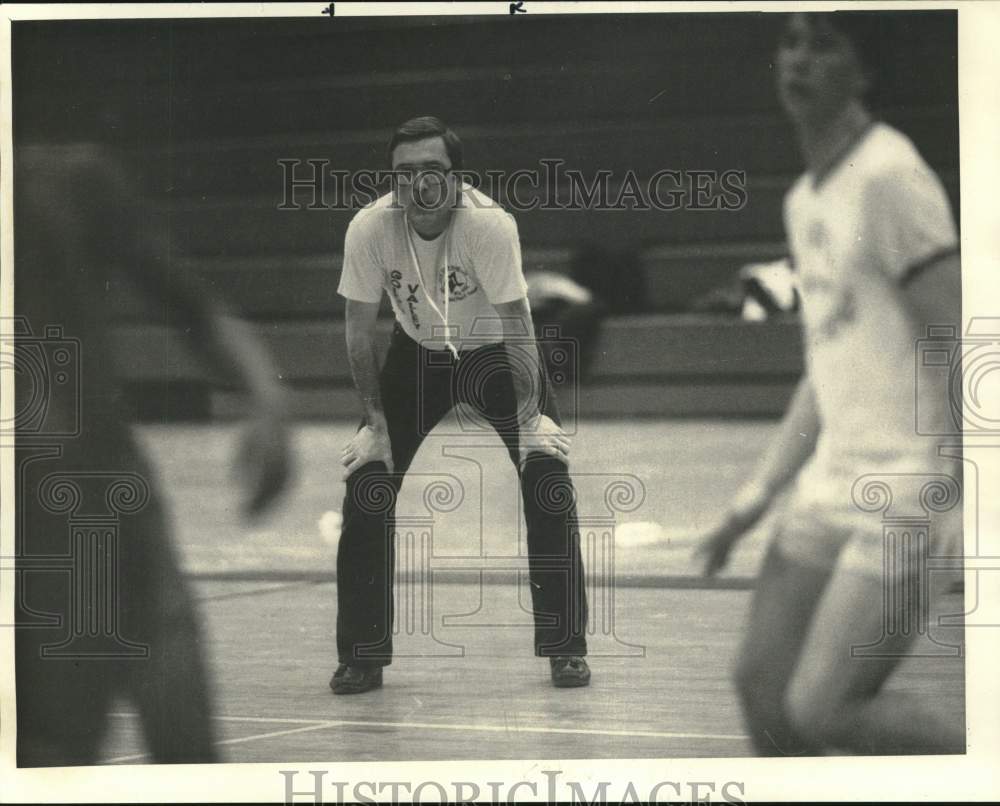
[[1, 2, 998, 802]]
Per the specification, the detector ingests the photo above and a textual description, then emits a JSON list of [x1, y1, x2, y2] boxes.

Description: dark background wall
[[11, 12, 959, 418]]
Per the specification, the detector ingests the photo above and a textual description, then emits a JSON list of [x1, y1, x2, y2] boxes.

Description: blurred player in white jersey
[[695, 12, 963, 755]]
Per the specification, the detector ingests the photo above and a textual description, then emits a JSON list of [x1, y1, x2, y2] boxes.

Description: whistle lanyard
[[403, 214, 459, 359]]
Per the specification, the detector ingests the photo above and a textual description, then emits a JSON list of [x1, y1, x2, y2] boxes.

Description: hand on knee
[[517, 414, 570, 469]]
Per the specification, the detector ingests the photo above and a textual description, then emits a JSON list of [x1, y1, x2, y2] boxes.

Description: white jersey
[[785, 122, 958, 459], [337, 185, 528, 351]]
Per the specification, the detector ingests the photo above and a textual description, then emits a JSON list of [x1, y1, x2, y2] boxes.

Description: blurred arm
[[694, 373, 818, 575], [85, 148, 286, 411], [83, 146, 290, 514], [740, 374, 819, 510]]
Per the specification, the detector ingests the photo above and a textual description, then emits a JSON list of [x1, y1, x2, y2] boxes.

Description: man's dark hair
[[785, 12, 888, 105], [387, 116, 463, 172], [823, 11, 889, 76]]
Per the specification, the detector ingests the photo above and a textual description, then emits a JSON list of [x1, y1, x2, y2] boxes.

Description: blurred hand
[[518, 413, 571, 469], [693, 484, 772, 576], [234, 410, 292, 518], [341, 424, 394, 478]]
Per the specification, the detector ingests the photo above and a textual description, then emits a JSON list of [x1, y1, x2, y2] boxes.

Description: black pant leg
[[336, 463, 401, 667], [457, 343, 589, 657], [335, 329, 454, 667]]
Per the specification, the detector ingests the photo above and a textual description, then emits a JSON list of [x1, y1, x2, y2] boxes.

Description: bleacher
[[13, 13, 959, 419]]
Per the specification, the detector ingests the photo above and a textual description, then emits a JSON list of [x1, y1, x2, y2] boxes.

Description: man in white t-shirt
[[695, 13, 963, 755], [332, 116, 589, 694]]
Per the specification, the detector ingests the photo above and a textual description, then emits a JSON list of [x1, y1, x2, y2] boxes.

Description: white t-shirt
[[785, 122, 958, 459], [337, 185, 528, 351]]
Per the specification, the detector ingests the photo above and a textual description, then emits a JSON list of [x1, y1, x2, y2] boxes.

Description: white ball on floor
[[615, 521, 667, 547], [318, 510, 342, 545]]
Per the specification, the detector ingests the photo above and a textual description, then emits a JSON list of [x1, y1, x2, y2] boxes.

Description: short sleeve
[[860, 160, 958, 283], [337, 215, 384, 303], [472, 212, 528, 305]]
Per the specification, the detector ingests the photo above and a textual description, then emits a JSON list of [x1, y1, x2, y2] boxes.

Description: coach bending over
[[332, 117, 589, 694]]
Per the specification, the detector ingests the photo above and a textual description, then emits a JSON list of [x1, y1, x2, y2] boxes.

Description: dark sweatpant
[[336, 326, 588, 666]]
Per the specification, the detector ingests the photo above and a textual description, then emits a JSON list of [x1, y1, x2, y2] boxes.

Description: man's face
[[391, 136, 457, 227], [776, 14, 869, 125]]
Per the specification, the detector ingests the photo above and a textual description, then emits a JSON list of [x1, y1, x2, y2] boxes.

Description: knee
[[784, 675, 843, 747], [732, 654, 771, 711], [521, 461, 575, 515], [344, 464, 400, 516], [735, 655, 824, 757], [520, 452, 567, 475], [731, 656, 753, 699]]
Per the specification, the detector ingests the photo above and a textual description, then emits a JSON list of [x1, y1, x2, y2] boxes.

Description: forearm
[[346, 330, 386, 428], [509, 341, 543, 426], [101, 173, 284, 411], [163, 289, 286, 418], [499, 302, 543, 425], [202, 314, 286, 415], [743, 375, 819, 501]]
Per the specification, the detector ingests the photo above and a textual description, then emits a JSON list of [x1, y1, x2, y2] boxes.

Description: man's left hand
[[518, 413, 571, 468]]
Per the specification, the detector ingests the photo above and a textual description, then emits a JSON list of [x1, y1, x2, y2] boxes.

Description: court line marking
[[106, 712, 747, 763], [109, 712, 328, 726], [107, 720, 347, 763], [308, 718, 748, 742], [189, 571, 758, 590], [197, 580, 320, 603]]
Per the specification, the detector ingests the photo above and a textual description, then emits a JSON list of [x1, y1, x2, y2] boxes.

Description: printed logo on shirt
[[406, 283, 422, 329], [807, 219, 827, 250], [802, 274, 856, 344], [439, 265, 479, 301], [388, 268, 420, 329]]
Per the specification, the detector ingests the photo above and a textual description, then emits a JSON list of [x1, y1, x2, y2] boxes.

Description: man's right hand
[[341, 424, 394, 478], [693, 484, 772, 577], [518, 413, 571, 469]]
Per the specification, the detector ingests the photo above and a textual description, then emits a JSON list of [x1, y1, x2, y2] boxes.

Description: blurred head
[[387, 116, 463, 231], [776, 12, 881, 125]]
